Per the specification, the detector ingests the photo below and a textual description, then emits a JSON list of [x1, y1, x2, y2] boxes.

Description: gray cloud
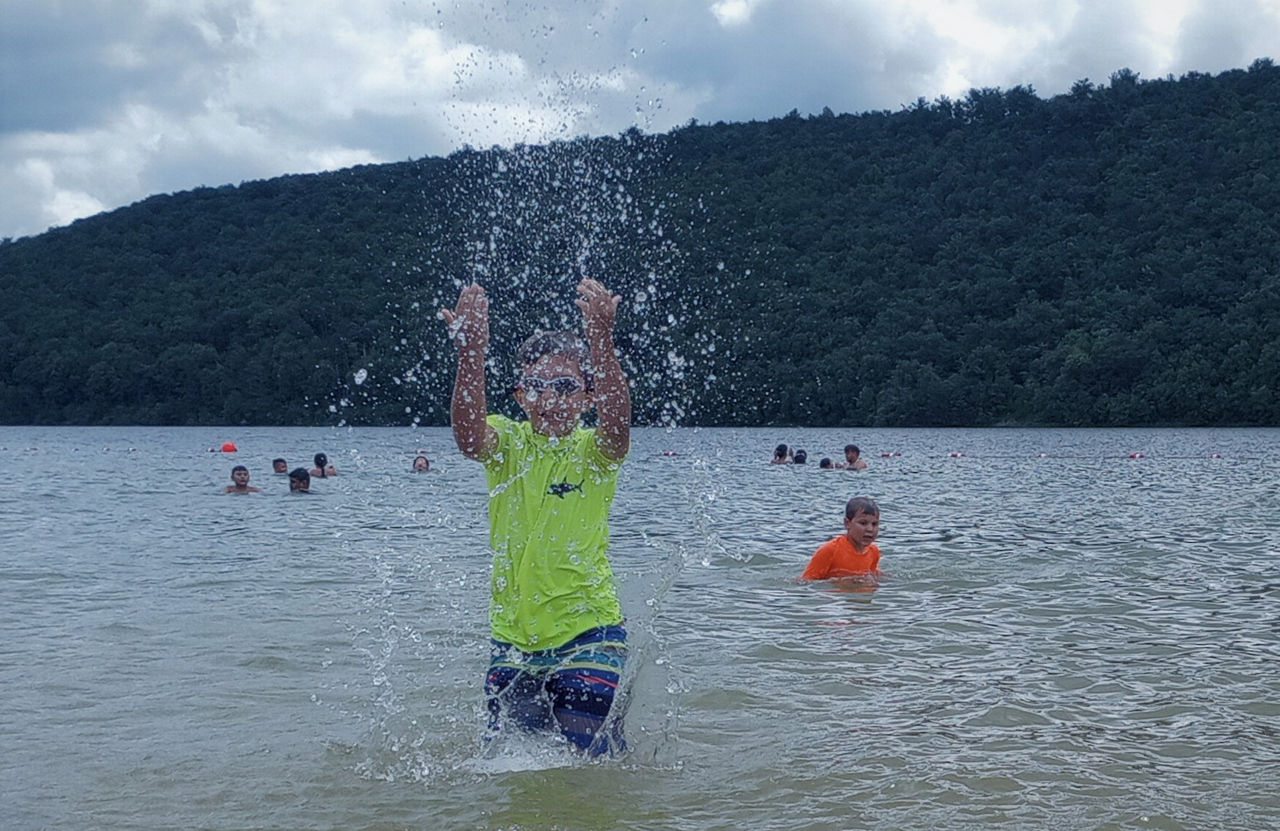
[[0, 3, 241, 132], [1035, 0, 1160, 91], [1176, 0, 1280, 72]]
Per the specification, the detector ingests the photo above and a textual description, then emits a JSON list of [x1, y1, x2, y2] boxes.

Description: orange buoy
[[221, 441, 238, 453]]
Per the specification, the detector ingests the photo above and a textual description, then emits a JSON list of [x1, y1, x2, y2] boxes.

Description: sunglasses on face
[[517, 376, 584, 395]]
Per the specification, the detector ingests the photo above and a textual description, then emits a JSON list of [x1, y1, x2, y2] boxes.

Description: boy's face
[[843, 510, 880, 551], [231, 468, 250, 487], [273, 460, 288, 473], [516, 354, 589, 437], [290, 477, 309, 492], [845, 448, 859, 463]]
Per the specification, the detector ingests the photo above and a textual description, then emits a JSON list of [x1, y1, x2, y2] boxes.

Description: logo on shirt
[[548, 479, 584, 498]]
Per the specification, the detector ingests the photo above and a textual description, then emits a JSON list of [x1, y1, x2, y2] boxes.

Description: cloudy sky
[[2, 0, 1277, 240]]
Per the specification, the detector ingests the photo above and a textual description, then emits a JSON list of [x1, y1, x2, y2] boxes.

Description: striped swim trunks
[[485, 624, 627, 756]]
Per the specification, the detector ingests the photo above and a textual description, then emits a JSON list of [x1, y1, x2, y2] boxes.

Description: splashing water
[[317, 3, 740, 430], [309, 5, 731, 783]]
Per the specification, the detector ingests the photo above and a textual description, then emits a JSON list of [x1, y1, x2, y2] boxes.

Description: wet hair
[[289, 468, 311, 485], [793, 449, 807, 464], [516, 330, 593, 389], [819, 458, 833, 469], [230, 465, 248, 474], [313, 453, 328, 477], [844, 496, 880, 520], [844, 444, 860, 456], [773, 443, 789, 459]]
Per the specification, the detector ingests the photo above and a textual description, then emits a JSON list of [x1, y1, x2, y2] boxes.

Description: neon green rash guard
[[482, 414, 625, 651]]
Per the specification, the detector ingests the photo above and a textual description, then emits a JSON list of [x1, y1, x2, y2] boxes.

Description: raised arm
[[576, 278, 630, 460], [440, 283, 498, 460]]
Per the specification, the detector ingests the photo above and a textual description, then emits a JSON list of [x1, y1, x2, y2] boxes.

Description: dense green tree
[[1, 61, 1278, 425]]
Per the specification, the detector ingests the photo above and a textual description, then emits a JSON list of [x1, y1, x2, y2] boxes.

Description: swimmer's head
[[843, 496, 880, 550], [819, 458, 833, 469], [845, 496, 880, 520], [230, 465, 250, 487], [412, 455, 429, 471], [793, 449, 807, 464], [289, 468, 311, 491], [314, 453, 327, 468], [773, 443, 789, 460], [844, 444, 860, 461], [272, 457, 287, 473]]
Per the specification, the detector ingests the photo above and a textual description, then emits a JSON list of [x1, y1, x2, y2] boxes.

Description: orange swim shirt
[[800, 536, 881, 580]]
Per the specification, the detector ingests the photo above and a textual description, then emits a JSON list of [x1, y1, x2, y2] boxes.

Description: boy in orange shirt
[[800, 496, 882, 580]]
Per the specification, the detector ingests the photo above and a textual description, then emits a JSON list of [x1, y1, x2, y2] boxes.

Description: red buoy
[[221, 441, 238, 453]]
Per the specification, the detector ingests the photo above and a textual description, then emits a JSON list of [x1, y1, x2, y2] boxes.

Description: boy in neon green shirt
[[441, 278, 630, 756]]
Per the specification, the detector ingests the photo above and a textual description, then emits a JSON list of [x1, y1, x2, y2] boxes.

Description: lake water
[[3, 426, 1278, 830]]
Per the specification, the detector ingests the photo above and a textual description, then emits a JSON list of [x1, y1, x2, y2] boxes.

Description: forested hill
[[2, 60, 1278, 427]]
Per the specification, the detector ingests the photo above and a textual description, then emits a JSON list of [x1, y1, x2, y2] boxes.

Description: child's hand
[[440, 283, 490, 355], [575, 278, 619, 340]]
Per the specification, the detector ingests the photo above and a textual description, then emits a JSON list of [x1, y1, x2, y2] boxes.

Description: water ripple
[[2, 426, 1277, 830]]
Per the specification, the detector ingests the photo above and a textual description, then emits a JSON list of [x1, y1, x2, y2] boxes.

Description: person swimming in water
[[837, 444, 868, 470], [412, 455, 430, 472], [288, 468, 311, 493], [310, 453, 337, 477], [800, 496, 882, 583], [224, 465, 261, 493]]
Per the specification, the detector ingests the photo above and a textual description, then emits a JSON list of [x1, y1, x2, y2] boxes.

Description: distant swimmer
[[288, 468, 311, 493], [837, 444, 867, 470], [224, 464, 261, 493], [310, 452, 337, 477], [412, 455, 430, 472], [819, 457, 834, 469], [771, 443, 791, 464], [793, 449, 808, 465], [800, 496, 882, 582], [272, 457, 288, 474]]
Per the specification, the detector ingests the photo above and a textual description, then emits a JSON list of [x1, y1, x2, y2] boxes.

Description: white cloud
[[2, 0, 1278, 239], [1175, 0, 1280, 72], [10, 158, 106, 232], [710, 1, 758, 27]]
